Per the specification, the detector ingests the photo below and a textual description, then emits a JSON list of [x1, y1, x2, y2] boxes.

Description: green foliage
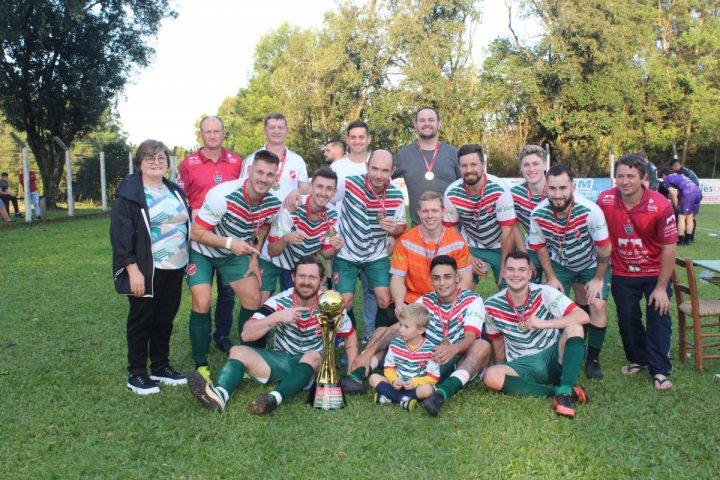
[[74, 142, 132, 202]]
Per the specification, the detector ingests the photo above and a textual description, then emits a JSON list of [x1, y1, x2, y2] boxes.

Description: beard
[[295, 286, 319, 301], [418, 130, 437, 141], [463, 173, 481, 186], [549, 196, 572, 213]]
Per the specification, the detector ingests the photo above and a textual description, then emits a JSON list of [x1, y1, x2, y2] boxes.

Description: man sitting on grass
[[187, 255, 359, 415], [483, 251, 590, 418]]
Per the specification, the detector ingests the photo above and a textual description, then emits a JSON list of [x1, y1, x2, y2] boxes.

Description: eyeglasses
[[144, 154, 168, 164]]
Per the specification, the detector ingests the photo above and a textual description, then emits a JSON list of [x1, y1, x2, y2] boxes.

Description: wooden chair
[[671, 257, 720, 371]]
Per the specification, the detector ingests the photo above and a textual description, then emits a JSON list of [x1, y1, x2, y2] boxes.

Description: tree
[[0, 1, 176, 207]]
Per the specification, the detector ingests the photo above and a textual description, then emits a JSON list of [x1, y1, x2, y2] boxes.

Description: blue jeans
[[359, 270, 376, 339], [213, 271, 235, 341], [611, 275, 672, 376]]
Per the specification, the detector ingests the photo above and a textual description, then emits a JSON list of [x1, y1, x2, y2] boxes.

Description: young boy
[[368, 303, 439, 411]]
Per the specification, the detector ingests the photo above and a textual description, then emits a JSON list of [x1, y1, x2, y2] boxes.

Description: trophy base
[[308, 382, 346, 410]]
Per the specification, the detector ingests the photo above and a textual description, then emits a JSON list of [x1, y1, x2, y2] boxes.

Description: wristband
[[225, 237, 233, 249]]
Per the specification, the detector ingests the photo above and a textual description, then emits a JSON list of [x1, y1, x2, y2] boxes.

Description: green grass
[[2, 208, 720, 478]]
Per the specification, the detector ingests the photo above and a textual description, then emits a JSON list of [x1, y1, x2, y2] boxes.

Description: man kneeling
[[188, 255, 359, 414], [483, 251, 590, 418]]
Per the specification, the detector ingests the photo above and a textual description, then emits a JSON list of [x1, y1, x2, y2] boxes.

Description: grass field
[[2, 207, 720, 478]]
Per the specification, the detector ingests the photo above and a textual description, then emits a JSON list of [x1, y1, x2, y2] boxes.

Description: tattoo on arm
[[373, 325, 400, 352]]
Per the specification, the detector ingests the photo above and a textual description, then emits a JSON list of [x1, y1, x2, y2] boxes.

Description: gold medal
[[377, 212, 386, 222], [517, 321, 529, 333], [272, 182, 280, 191], [425, 171, 435, 181], [326, 227, 336, 238], [252, 234, 259, 245], [441, 336, 451, 346]]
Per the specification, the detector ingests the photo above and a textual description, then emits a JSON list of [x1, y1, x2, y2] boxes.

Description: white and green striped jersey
[[193, 179, 281, 258], [443, 175, 517, 249], [511, 181, 545, 233], [527, 193, 610, 271], [416, 289, 493, 347], [262, 195, 339, 270], [250, 288, 355, 355], [385, 337, 440, 382], [484, 283, 577, 361], [336, 174, 406, 263]]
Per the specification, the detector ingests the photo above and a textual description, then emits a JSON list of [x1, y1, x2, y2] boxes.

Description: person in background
[[0, 172, 22, 217], [18, 169, 41, 219], [323, 138, 345, 164]]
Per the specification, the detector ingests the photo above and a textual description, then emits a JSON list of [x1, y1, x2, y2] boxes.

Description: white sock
[[269, 390, 283, 405], [451, 368, 470, 386], [216, 387, 229, 402], [370, 356, 379, 369]]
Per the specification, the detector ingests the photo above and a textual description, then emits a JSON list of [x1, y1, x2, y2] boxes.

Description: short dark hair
[[547, 163, 575, 182], [457, 144, 485, 162], [1, 172, 8, 177], [615, 154, 647, 178], [505, 250, 531, 266], [346, 120, 369, 135], [669, 158, 681, 166], [264, 112, 287, 127], [134, 140, 170, 169], [415, 106, 440, 122], [326, 137, 345, 150], [660, 167, 672, 177], [292, 255, 325, 277], [253, 149, 280, 166], [199, 115, 224, 131], [430, 255, 458, 272], [312, 166, 338, 186]]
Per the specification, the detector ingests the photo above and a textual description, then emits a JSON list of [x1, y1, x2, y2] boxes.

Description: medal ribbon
[[437, 289, 461, 341], [552, 198, 575, 258], [364, 174, 388, 216], [292, 290, 319, 346], [526, 181, 547, 204], [416, 141, 440, 177], [306, 195, 333, 236], [266, 146, 287, 187], [506, 288, 530, 325], [464, 173, 488, 226], [242, 179, 265, 241], [420, 226, 444, 267]]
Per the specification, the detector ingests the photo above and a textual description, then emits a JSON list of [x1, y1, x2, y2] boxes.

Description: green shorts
[[259, 258, 289, 293], [551, 261, 611, 300], [186, 250, 249, 288], [250, 349, 304, 385], [438, 354, 462, 380], [527, 249, 543, 283], [332, 256, 390, 293], [503, 342, 561, 385], [469, 246, 502, 284]]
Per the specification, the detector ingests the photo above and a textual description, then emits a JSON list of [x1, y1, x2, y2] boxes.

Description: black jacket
[[110, 173, 190, 296]]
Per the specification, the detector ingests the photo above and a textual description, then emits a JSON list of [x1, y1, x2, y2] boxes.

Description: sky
[[116, 0, 536, 148]]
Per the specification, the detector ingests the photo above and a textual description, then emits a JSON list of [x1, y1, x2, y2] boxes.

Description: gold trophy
[[308, 290, 346, 410]]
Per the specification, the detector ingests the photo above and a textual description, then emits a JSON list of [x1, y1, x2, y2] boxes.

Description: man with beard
[[394, 107, 460, 226], [187, 150, 282, 381], [187, 256, 359, 414], [323, 138, 345, 164], [443, 143, 516, 285], [527, 164, 612, 380], [483, 251, 590, 418]]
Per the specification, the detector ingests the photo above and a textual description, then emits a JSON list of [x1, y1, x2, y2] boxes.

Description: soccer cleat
[[401, 397, 417, 412], [187, 370, 225, 412], [373, 393, 390, 405], [150, 366, 187, 386], [571, 385, 589, 404], [584, 359, 604, 380], [422, 392, 444, 417], [553, 393, 575, 418], [214, 337, 234, 354], [127, 374, 160, 395], [197, 366, 213, 385], [248, 393, 278, 415], [340, 375, 366, 394]]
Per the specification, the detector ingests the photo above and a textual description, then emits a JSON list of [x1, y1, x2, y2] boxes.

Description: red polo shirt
[[178, 148, 242, 210]]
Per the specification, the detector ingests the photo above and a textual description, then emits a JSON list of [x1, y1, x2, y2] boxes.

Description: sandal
[[653, 374, 673, 390], [620, 363, 646, 376]]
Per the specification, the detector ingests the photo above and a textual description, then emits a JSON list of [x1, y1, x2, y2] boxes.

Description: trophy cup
[[308, 290, 346, 410]]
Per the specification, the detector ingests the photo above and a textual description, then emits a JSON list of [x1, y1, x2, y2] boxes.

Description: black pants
[[0, 193, 19, 214], [126, 268, 183, 376]]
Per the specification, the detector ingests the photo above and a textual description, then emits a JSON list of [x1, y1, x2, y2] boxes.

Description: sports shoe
[[248, 393, 278, 415], [373, 393, 390, 405], [422, 392, 444, 417], [571, 385, 589, 404], [340, 375, 366, 394], [215, 337, 234, 354], [14, 212, 22, 217], [127, 374, 160, 395], [401, 397, 417, 412], [584, 359, 604, 380], [150, 366, 187, 386], [553, 393, 575, 418], [197, 365, 213, 384], [187, 370, 225, 412]]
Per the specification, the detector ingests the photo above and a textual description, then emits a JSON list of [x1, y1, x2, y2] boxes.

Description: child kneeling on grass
[[368, 303, 439, 411]]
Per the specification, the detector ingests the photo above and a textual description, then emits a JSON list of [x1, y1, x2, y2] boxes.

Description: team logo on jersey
[[289, 169, 297, 181], [647, 198, 657, 212], [624, 223, 633, 234], [187, 264, 197, 276], [315, 326, 322, 336], [332, 272, 339, 285], [574, 229, 582, 239]]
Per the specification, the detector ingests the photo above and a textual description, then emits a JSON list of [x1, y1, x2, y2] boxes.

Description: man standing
[[527, 164, 612, 380], [394, 107, 459, 226], [259, 167, 344, 301], [390, 191, 473, 316], [323, 138, 345, 164], [187, 256, 359, 414], [483, 252, 590, 418], [18, 169, 41, 219], [443, 143, 517, 285], [178, 116, 243, 353], [598, 154, 677, 390], [660, 167, 701, 245], [187, 150, 282, 381]]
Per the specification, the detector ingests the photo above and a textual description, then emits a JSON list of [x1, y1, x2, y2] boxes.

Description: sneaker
[[571, 385, 589, 404], [248, 393, 278, 415], [401, 397, 417, 412], [585, 359, 604, 380], [197, 365, 213, 385], [553, 393, 575, 418], [187, 370, 225, 412], [150, 366, 187, 386], [340, 375, 366, 394], [127, 374, 160, 395], [14, 212, 22, 217], [373, 393, 390, 405], [215, 337, 234, 354], [422, 392, 444, 417]]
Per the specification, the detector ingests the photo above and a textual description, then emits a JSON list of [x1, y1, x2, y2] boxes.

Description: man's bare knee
[[483, 367, 505, 391], [300, 351, 322, 370]]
